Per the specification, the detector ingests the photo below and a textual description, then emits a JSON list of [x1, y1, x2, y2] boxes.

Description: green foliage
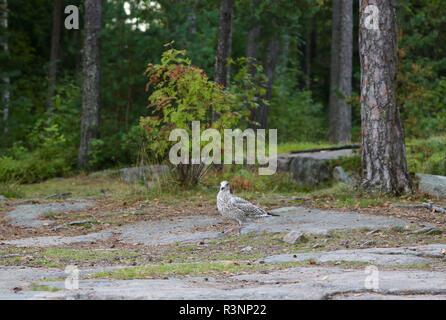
[[0, 180, 24, 199], [228, 57, 268, 127], [270, 90, 326, 143], [88, 125, 148, 170], [204, 165, 303, 194], [328, 155, 361, 176], [2, 0, 445, 184], [397, 1, 446, 138], [140, 48, 249, 184], [406, 136, 446, 175]]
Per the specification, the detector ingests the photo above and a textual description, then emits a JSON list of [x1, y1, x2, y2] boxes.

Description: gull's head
[[219, 181, 230, 192]]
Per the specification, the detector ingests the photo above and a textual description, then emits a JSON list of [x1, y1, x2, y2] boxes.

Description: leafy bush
[[140, 48, 249, 185], [0, 180, 24, 198], [0, 121, 75, 183]]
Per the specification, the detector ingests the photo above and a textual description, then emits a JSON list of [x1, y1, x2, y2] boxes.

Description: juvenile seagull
[[217, 181, 278, 231]]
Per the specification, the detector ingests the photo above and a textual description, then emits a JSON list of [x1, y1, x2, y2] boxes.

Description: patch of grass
[[90, 260, 308, 279], [0, 248, 141, 268], [406, 136, 446, 176], [175, 246, 197, 252], [19, 176, 150, 201], [29, 284, 61, 292], [310, 183, 398, 208], [401, 264, 432, 269], [391, 226, 406, 233], [0, 181, 24, 199], [40, 248, 140, 263], [42, 211, 60, 219]]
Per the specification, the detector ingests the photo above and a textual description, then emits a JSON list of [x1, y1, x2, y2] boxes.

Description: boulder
[[283, 231, 308, 245], [333, 166, 358, 185], [282, 149, 356, 187], [289, 156, 331, 186], [90, 165, 170, 183], [0, 195, 7, 202], [277, 156, 291, 172], [416, 173, 446, 199]]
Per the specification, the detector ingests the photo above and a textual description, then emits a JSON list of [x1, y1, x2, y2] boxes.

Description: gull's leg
[[224, 219, 242, 235]]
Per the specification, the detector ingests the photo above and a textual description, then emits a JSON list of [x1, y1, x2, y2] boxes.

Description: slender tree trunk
[[213, 0, 233, 87], [330, 0, 353, 143], [329, 0, 352, 143], [359, 0, 411, 194], [45, 0, 62, 114], [226, 6, 234, 87], [245, 0, 260, 75], [1, 0, 9, 135], [246, 26, 260, 64], [257, 37, 279, 129], [245, 1, 261, 128], [303, 27, 312, 89], [212, 0, 233, 122], [303, 17, 317, 90], [78, 0, 102, 169], [329, 0, 341, 138]]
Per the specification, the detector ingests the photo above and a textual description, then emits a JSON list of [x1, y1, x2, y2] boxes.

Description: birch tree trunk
[[45, 0, 62, 114], [78, 0, 102, 169], [359, 0, 412, 194], [329, 0, 352, 144], [1, 0, 9, 135]]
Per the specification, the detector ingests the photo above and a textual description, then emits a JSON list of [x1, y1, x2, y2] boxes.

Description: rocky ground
[[0, 179, 445, 300]]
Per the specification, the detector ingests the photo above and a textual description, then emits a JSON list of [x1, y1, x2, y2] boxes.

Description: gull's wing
[[229, 195, 269, 218]]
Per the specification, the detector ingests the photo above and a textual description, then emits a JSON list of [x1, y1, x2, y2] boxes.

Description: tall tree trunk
[[45, 0, 62, 114], [328, 0, 341, 139], [245, 1, 260, 128], [1, 0, 9, 135], [226, 6, 233, 87], [303, 17, 318, 89], [78, 0, 102, 169], [213, 0, 233, 86], [212, 0, 233, 122], [245, 0, 260, 74], [329, 0, 352, 144], [257, 37, 279, 129], [246, 26, 260, 65], [359, 0, 411, 194], [329, 0, 353, 143]]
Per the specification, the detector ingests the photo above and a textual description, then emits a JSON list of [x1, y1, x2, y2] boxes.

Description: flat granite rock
[[2, 206, 428, 247], [5, 265, 445, 300], [117, 216, 222, 246], [258, 244, 445, 266], [1, 231, 114, 247], [241, 207, 420, 235], [4, 201, 95, 228]]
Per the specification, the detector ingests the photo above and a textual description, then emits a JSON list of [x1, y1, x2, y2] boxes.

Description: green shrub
[[140, 48, 249, 185], [0, 180, 24, 198]]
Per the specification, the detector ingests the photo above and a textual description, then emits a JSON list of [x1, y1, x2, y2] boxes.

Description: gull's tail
[[267, 212, 280, 217]]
